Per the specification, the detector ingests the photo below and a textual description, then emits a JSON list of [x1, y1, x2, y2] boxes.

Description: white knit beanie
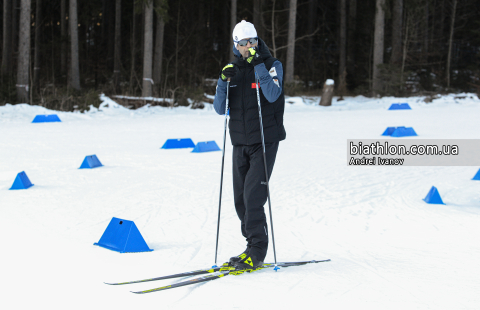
[[232, 20, 257, 48]]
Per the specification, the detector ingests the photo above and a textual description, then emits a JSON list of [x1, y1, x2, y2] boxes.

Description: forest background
[[1, 0, 479, 111]]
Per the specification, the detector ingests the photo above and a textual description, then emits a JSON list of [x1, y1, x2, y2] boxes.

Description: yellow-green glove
[[246, 47, 263, 66], [220, 64, 236, 81]]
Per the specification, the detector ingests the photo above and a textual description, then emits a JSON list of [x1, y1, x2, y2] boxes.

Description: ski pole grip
[[227, 78, 231, 82]]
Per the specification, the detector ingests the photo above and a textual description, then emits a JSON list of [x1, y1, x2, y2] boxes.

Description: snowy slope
[[1, 93, 480, 310]]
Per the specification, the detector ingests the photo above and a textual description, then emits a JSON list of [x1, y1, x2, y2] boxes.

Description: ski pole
[[254, 73, 279, 271], [214, 78, 230, 267]]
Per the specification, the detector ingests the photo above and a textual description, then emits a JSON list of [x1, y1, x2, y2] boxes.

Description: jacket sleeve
[[213, 78, 228, 115], [254, 60, 284, 103]]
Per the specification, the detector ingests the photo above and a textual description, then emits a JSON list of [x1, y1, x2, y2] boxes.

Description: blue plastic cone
[[391, 127, 417, 137], [94, 217, 153, 253], [382, 126, 418, 137], [9, 171, 34, 190], [423, 186, 445, 204], [32, 114, 61, 123], [472, 168, 480, 181], [161, 138, 195, 149], [388, 103, 411, 110], [79, 155, 103, 169], [191, 141, 221, 153], [382, 127, 397, 136]]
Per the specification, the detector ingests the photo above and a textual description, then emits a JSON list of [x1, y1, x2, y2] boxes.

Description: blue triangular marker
[[391, 127, 417, 137], [79, 155, 103, 169], [382, 127, 397, 136], [94, 217, 153, 253], [382, 126, 418, 137], [192, 141, 221, 153], [472, 168, 480, 181], [32, 114, 61, 123], [423, 186, 445, 204], [161, 138, 195, 149], [388, 103, 411, 110], [9, 171, 34, 190]]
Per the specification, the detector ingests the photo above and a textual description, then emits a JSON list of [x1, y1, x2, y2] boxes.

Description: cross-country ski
[[106, 260, 330, 287], [128, 260, 331, 294]]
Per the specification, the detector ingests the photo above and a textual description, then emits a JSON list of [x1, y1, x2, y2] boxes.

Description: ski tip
[[131, 290, 151, 294], [104, 282, 122, 285]]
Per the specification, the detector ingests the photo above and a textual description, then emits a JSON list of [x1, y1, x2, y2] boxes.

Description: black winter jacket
[[224, 39, 286, 146]]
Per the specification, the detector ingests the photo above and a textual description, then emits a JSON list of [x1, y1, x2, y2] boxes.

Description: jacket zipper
[[242, 68, 248, 144]]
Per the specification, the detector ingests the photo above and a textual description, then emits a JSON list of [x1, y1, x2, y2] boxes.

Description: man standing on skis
[[213, 20, 286, 269]]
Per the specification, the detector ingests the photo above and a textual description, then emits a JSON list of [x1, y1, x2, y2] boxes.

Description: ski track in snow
[[1, 93, 480, 309]]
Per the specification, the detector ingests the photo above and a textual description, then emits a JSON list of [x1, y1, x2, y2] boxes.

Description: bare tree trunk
[[401, 13, 410, 89], [12, 0, 19, 67], [33, 0, 42, 90], [142, 0, 154, 97], [307, 0, 317, 57], [439, 0, 446, 41], [230, 0, 237, 62], [60, 0, 67, 78], [113, 0, 122, 89], [390, 0, 403, 65], [129, 0, 137, 94], [69, 0, 81, 90], [16, 0, 31, 103], [174, 4, 180, 85], [423, 0, 429, 62], [338, 0, 347, 95], [223, 3, 230, 62], [372, 0, 385, 95], [446, 0, 457, 88], [101, 0, 108, 63], [50, 13, 56, 87], [285, 0, 297, 84], [431, 0, 437, 53], [107, 0, 115, 70], [271, 0, 277, 58], [426, 2, 431, 49], [253, 0, 264, 39], [347, 0, 357, 84], [195, 1, 205, 86], [2, 0, 13, 75], [153, 14, 165, 95]]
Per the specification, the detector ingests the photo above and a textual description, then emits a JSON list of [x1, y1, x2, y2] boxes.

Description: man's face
[[236, 38, 258, 58]]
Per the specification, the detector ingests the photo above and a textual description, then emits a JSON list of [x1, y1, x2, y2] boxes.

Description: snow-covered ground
[[1, 93, 480, 309]]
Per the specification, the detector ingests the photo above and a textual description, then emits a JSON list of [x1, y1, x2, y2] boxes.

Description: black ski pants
[[232, 142, 279, 262]]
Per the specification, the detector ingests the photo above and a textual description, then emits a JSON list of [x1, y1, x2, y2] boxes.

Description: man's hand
[[246, 47, 263, 67], [220, 64, 236, 81]]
